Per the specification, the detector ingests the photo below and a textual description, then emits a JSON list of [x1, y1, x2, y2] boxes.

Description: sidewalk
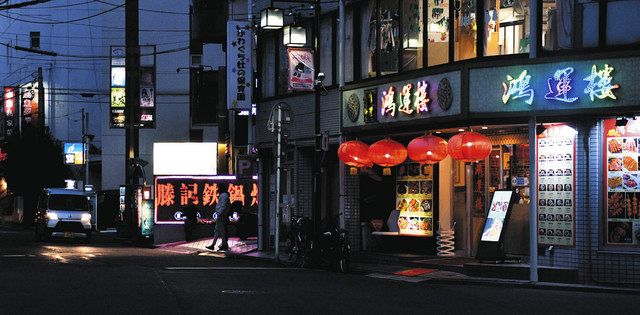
[[157, 239, 640, 294]]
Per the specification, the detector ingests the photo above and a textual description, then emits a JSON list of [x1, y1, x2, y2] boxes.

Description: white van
[[34, 188, 92, 242]]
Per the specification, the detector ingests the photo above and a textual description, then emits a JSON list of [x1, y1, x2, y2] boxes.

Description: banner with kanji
[[226, 20, 253, 110], [154, 176, 258, 224], [287, 48, 314, 91]]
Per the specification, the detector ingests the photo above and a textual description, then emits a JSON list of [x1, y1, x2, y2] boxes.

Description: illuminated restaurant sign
[[110, 46, 126, 128], [470, 56, 640, 114], [342, 71, 461, 129], [20, 82, 39, 128], [110, 46, 156, 128], [3, 86, 16, 137], [155, 176, 258, 224]]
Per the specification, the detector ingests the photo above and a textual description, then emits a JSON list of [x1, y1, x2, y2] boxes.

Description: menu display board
[[537, 125, 576, 246], [604, 118, 640, 246], [396, 163, 434, 237]]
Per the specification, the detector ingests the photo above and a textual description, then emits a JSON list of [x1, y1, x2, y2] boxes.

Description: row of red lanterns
[[338, 131, 492, 171]]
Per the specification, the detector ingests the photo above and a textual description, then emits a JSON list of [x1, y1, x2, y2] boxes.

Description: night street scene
[[2, 0, 640, 314]]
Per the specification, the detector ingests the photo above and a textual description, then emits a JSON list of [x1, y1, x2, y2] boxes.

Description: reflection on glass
[[361, 2, 376, 78], [484, 0, 530, 56], [542, 0, 575, 51], [455, 0, 477, 61], [402, 0, 424, 71], [428, 0, 450, 66], [379, 0, 399, 75]]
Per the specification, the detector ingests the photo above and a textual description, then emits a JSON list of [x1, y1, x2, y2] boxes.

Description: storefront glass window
[[402, 0, 424, 71], [379, 0, 400, 75], [606, 0, 640, 46], [484, 0, 530, 56], [428, 0, 450, 66], [542, 0, 597, 51], [360, 1, 377, 78], [454, 0, 477, 61]]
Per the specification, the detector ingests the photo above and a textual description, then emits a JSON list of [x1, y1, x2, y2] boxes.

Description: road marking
[[1, 254, 26, 257], [165, 266, 299, 271], [221, 290, 264, 295], [366, 273, 430, 283]]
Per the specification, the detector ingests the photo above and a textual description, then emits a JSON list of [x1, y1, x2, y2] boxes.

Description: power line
[[0, 0, 52, 11], [0, 43, 190, 60], [0, 2, 123, 24]]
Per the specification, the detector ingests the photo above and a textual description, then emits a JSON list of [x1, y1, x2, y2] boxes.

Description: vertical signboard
[[227, 21, 253, 110], [139, 66, 155, 128], [476, 189, 518, 261], [110, 46, 126, 128], [3, 87, 16, 137], [603, 118, 640, 246], [537, 125, 576, 246], [287, 48, 314, 91], [63, 142, 85, 165], [20, 82, 39, 129]]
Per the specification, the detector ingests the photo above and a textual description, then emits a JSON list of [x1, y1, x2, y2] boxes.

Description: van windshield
[[48, 195, 89, 211]]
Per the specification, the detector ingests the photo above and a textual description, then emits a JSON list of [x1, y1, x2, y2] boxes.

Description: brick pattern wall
[[537, 122, 640, 286], [295, 148, 314, 219], [344, 167, 361, 251]]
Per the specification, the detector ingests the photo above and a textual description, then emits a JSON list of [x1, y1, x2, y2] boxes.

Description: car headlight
[[81, 213, 92, 222], [46, 212, 58, 220]]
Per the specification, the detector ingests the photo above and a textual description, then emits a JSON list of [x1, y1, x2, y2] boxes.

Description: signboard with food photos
[[536, 124, 576, 246], [604, 118, 640, 246], [396, 163, 434, 237]]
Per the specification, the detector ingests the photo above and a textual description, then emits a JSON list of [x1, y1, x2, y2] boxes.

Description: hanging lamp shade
[[337, 140, 371, 168], [408, 134, 448, 164], [283, 25, 307, 47], [369, 138, 407, 175], [260, 7, 284, 30], [447, 131, 492, 162]]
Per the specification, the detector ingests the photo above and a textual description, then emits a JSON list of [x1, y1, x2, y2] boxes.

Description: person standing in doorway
[[207, 183, 230, 251]]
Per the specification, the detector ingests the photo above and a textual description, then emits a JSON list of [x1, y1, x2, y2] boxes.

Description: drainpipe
[[528, 117, 538, 283], [338, 0, 346, 231]]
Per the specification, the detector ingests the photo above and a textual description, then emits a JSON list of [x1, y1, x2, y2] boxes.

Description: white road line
[[1, 254, 27, 257], [366, 273, 430, 283], [165, 266, 299, 271]]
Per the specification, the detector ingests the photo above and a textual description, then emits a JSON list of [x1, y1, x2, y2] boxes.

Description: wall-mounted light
[[260, 7, 284, 30], [283, 25, 307, 47]]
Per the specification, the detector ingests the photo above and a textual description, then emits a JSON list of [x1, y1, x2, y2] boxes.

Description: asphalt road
[[1, 225, 639, 315]]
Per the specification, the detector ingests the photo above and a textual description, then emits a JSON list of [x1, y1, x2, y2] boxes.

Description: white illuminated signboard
[[153, 143, 218, 175]]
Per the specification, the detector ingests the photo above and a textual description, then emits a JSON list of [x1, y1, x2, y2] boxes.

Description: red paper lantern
[[337, 140, 372, 168], [447, 131, 492, 162], [368, 138, 407, 168], [408, 134, 448, 164]]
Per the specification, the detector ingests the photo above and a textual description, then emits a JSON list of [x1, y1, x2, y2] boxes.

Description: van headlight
[[46, 212, 58, 220], [81, 213, 92, 222]]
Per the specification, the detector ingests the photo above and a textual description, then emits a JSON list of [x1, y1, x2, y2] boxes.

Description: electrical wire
[[0, 43, 190, 60], [0, 3, 124, 24]]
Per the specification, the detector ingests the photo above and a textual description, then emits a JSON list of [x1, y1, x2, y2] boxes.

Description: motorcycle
[[286, 215, 313, 267]]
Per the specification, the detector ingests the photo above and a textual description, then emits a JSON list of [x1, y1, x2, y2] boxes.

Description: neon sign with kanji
[[381, 81, 432, 118], [583, 64, 620, 101], [502, 70, 534, 105], [545, 67, 578, 103], [381, 86, 397, 117]]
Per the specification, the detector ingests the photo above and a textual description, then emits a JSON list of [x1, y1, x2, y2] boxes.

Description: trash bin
[[360, 222, 370, 251]]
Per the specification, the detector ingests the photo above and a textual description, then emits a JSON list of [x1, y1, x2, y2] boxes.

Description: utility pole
[[312, 0, 322, 237], [82, 108, 85, 187], [37, 67, 44, 131], [125, 0, 140, 239]]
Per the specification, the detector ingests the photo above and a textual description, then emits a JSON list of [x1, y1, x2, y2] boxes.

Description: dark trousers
[[211, 216, 229, 248]]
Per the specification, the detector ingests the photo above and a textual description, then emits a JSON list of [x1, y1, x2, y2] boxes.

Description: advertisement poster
[[396, 163, 434, 236], [3, 86, 16, 137], [427, 0, 449, 43], [139, 66, 155, 128], [537, 125, 576, 246], [481, 190, 513, 242], [155, 176, 258, 224], [287, 48, 315, 92], [63, 143, 84, 165], [226, 21, 253, 110], [110, 46, 126, 128], [604, 118, 640, 246], [20, 82, 39, 128]]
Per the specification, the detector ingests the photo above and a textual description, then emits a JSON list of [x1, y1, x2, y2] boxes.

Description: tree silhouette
[[1, 126, 71, 225]]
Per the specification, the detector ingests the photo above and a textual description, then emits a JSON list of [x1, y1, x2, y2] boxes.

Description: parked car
[[35, 188, 92, 242]]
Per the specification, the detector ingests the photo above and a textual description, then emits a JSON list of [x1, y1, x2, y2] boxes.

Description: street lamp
[[282, 25, 307, 47], [260, 7, 284, 30]]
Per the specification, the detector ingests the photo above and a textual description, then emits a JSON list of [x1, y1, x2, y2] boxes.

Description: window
[[455, 0, 477, 61], [378, 0, 399, 75], [428, 0, 450, 66], [319, 16, 334, 86], [278, 34, 289, 95], [606, 0, 640, 46], [345, 7, 355, 82], [542, 0, 601, 51], [402, 0, 424, 71], [360, 1, 377, 78], [30, 32, 40, 49], [484, 0, 530, 56], [261, 33, 276, 97]]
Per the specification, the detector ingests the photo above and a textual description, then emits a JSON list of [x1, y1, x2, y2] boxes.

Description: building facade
[[254, 0, 640, 286]]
